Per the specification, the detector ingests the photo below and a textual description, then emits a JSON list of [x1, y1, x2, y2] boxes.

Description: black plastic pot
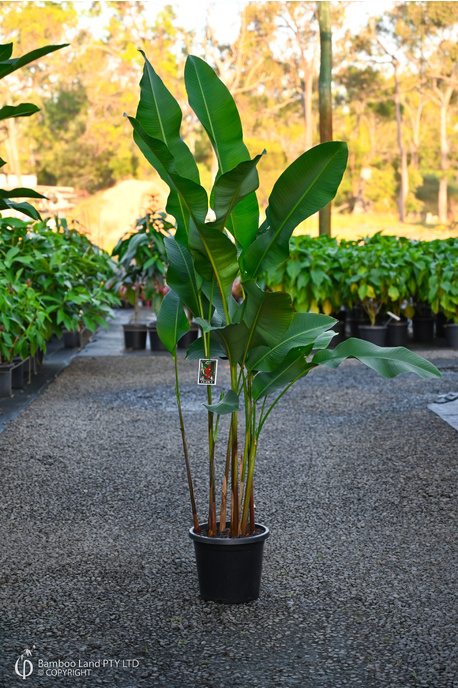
[[189, 523, 269, 604], [436, 312, 448, 338], [0, 363, 14, 397], [63, 328, 92, 349], [178, 326, 200, 349], [445, 323, 458, 349], [387, 321, 408, 347], [123, 324, 147, 350], [148, 326, 167, 351], [412, 317, 435, 342], [12, 357, 28, 388], [328, 320, 346, 348], [358, 325, 388, 347]]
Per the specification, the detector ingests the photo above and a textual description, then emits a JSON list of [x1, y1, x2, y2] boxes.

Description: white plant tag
[[197, 359, 218, 385], [386, 311, 401, 321]]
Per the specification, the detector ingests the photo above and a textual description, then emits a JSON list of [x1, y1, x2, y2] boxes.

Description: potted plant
[[430, 242, 458, 348], [111, 206, 172, 350], [264, 234, 346, 345], [127, 52, 441, 603]]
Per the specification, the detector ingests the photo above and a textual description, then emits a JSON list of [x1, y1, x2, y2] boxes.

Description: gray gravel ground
[[0, 349, 457, 688]]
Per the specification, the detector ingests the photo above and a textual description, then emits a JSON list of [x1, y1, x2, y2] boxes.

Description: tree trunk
[[318, 0, 332, 236], [438, 101, 449, 223], [393, 60, 408, 223]]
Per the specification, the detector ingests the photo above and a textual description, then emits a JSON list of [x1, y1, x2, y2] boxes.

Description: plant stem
[[230, 364, 239, 536], [207, 386, 217, 536], [240, 438, 257, 535], [219, 427, 232, 533], [174, 354, 200, 533]]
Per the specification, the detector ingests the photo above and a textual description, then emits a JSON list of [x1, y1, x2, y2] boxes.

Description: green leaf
[[185, 335, 227, 360], [156, 289, 189, 355], [0, 199, 41, 220], [203, 389, 239, 415], [252, 347, 315, 401], [313, 337, 441, 379], [189, 226, 238, 323], [242, 281, 294, 360], [0, 103, 40, 121], [128, 115, 208, 229], [245, 311, 336, 372], [184, 54, 259, 247], [214, 322, 250, 365], [243, 142, 348, 278], [0, 43, 13, 62], [0, 44, 69, 80], [0, 188, 47, 199], [136, 51, 199, 183], [209, 153, 264, 247], [164, 236, 203, 317]]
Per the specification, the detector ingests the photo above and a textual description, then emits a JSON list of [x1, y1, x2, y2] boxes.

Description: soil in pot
[[445, 323, 458, 348], [189, 523, 269, 604], [358, 325, 388, 347], [412, 316, 435, 342], [387, 321, 409, 347], [123, 324, 147, 350]]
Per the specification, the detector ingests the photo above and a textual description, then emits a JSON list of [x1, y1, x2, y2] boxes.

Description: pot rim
[[189, 522, 269, 545], [358, 324, 388, 331]]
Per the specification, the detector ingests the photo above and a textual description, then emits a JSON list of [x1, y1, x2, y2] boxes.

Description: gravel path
[[0, 350, 457, 688]]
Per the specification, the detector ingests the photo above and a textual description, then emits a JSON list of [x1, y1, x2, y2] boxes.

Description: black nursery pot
[[387, 321, 408, 347], [148, 326, 167, 351], [358, 325, 387, 347], [178, 326, 200, 349], [189, 523, 270, 604], [123, 324, 147, 350], [445, 323, 458, 349], [328, 320, 346, 348], [412, 316, 435, 342]]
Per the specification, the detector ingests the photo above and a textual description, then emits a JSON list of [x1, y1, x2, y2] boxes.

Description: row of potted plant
[[110, 206, 201, 351], [0, 216, 119, 395], [262, 232, 458, 348]]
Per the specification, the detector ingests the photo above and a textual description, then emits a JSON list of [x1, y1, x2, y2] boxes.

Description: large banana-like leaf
[[243, 142, 348, 278], [156, 289, 189, 355], [208, 154, 264, 244], [0, 43, 13, 62], [252, 347, 315, 401], [245, 311, 336, 372], [313, 338, 441, 379], [203, 389, 239, 415], [191, 227, 238, 323], [195, 320, 249, 366], [0, 199, 41, 220], [164, 236, 203, 317], [0, 44, 68, 80], [185, 54, 260, 248], [128, 116, 208, 227], [0, 103, 40, 121], [136, 51, 199, 184], [0, 188, 47, 200], [241, 281, 294, 360], [185, 335, 227, 361]]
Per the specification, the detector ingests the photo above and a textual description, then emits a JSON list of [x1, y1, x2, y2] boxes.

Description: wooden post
[[318, 1, 332, 236]]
